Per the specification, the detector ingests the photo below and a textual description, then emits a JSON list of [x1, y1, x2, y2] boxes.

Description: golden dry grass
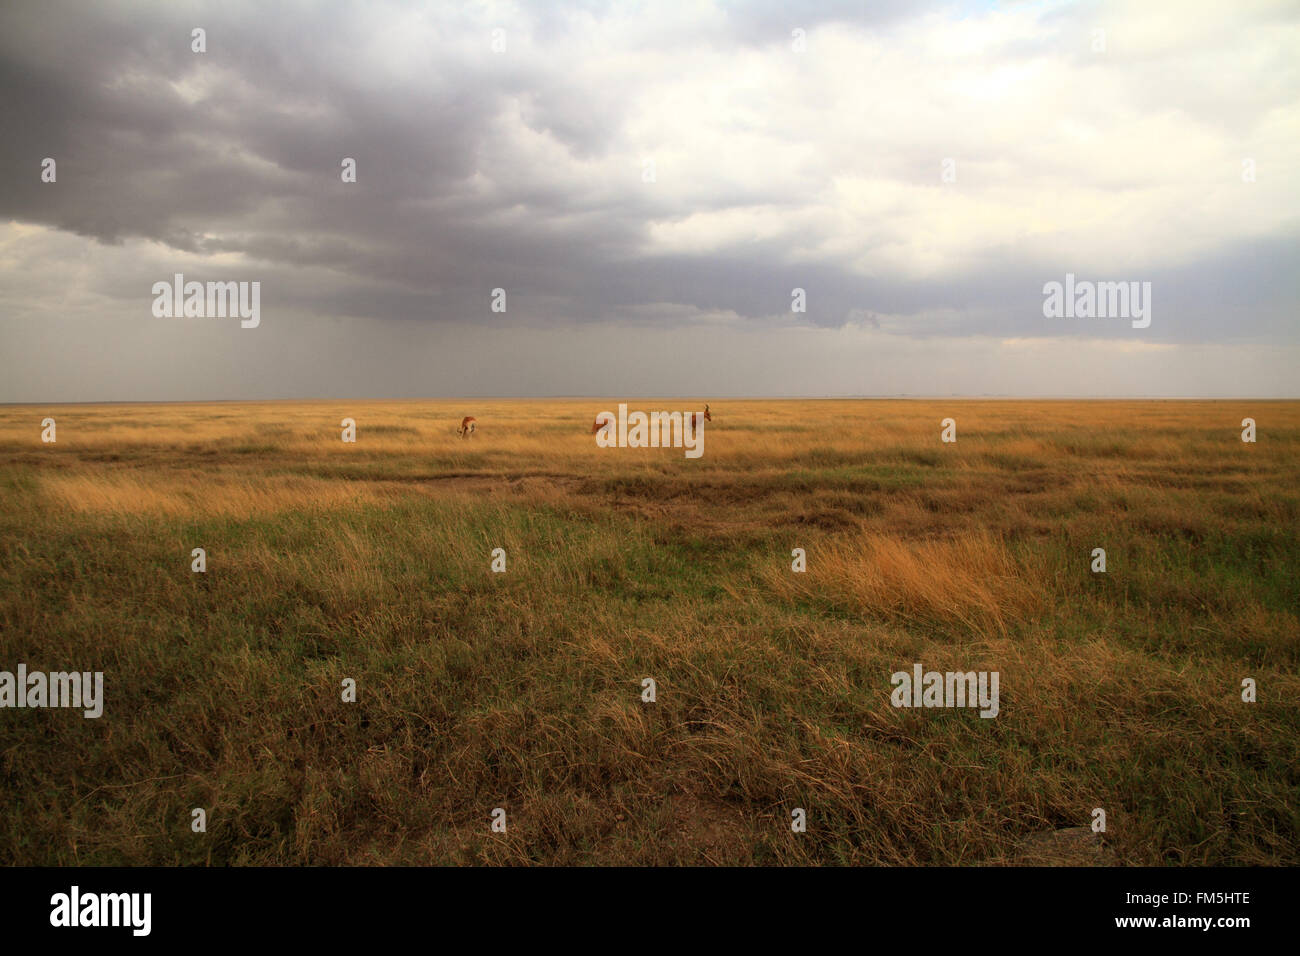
[[763, 531, 1043, 633], [0, 398, 1296, 866]]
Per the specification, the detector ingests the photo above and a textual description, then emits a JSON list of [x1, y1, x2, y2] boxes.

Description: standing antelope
[[458, 416, 477, 438], [592, 404, 711, 434]]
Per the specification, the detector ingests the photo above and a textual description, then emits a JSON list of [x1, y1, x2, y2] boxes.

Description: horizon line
[[4, 395, 1299, 407]]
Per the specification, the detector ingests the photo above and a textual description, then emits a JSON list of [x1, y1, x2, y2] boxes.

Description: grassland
[[0, 399, 1296, 865]]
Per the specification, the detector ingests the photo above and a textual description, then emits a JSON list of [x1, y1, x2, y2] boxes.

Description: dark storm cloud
[[0, 2, 498, 240], [2, 0, 686, 329], [0, 0, 1296, 403]]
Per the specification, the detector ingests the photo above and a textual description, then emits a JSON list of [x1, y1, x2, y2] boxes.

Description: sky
[[1, 0, 1297, 401]]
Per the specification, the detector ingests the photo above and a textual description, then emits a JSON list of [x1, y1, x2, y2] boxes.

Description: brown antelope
[[689, 404, 711, 429], [458, 416, 477, 438], [593, 405, 710, 434]]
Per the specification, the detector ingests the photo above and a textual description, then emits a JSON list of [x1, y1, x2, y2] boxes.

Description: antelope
[[458, 416, 477, 438], [592, 404, 711, 434]]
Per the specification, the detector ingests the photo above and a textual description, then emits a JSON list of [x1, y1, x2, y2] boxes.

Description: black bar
[[1, 866, 1277, 942]]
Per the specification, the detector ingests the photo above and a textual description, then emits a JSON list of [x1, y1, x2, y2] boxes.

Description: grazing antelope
[[590, 403, 708, 458], [592, 405, 710, 434], [458, 416, 477, 438]]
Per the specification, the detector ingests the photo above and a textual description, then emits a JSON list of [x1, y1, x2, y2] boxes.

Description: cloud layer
[[1, 0, 1297, 400]]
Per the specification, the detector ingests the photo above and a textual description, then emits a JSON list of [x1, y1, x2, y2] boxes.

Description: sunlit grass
[[0, 399, 1296, 865]]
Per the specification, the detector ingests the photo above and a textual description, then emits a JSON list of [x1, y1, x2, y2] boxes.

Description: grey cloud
[[0, 0, 1295, 402]]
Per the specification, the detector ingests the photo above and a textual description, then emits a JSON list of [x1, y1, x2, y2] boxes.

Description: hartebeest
[[458, 416, 477, 438]]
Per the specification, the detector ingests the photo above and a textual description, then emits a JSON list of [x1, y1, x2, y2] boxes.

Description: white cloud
[[1, 0, 1296, 399]]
